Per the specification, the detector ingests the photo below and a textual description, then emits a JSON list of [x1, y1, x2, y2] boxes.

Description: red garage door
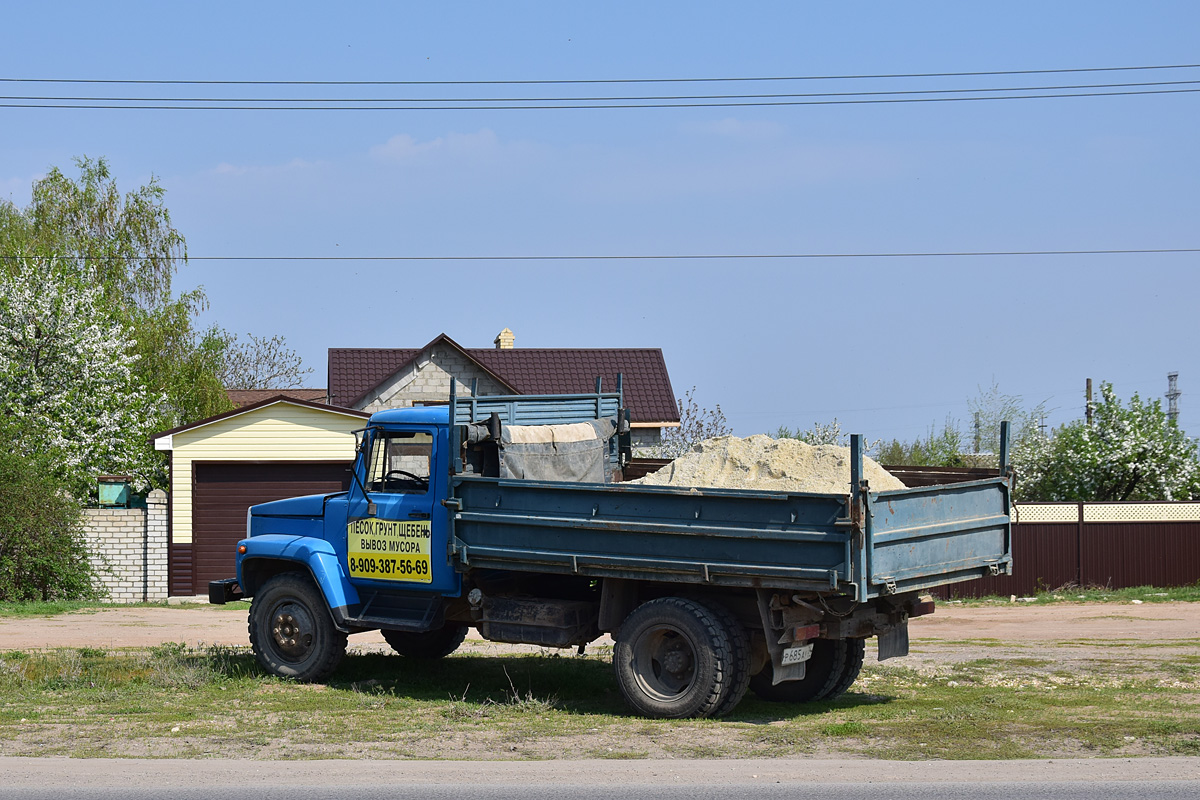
[[187, 461, 352, 594]]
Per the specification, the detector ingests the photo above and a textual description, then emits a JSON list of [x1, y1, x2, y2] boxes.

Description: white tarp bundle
[[499, 418, 617, 482]]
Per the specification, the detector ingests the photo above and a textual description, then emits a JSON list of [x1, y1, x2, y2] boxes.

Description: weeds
[[436, 667, 559, 721], [0, 637, 1195, 760]]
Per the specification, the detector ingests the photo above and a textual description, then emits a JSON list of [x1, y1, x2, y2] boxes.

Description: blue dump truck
[[210, 382, 1013, 718]]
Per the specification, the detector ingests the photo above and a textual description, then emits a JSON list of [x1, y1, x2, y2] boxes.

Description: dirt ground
[[1, 600, 1196, 672]]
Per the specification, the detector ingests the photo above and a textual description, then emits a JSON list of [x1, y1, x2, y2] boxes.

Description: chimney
[[494, 328, 515, 349]]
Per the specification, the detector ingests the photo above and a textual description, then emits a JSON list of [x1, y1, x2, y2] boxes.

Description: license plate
[[780, 643, 814, 666]]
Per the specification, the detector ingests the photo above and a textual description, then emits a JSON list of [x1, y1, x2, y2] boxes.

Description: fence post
[[1076, 502, 1084, 586]]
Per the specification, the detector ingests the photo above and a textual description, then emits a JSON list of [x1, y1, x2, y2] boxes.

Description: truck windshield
[[366, 430, 432, 494]]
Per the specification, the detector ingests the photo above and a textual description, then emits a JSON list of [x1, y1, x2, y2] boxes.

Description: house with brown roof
[[327, 329, 680, 449], [227, 388, 328, 408]]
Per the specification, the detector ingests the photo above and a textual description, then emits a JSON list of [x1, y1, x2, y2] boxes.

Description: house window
[[367, 431, 432, 494]]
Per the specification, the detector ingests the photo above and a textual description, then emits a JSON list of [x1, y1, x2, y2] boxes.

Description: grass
[[946, 583, 1200, 606], [0, 641, 1196, 760], [0, 599, 250, 618]]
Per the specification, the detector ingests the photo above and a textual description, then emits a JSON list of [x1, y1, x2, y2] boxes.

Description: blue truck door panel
[[346, 426, 459, 595]]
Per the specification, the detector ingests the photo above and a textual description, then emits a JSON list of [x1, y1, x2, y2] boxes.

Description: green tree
[[22, 155, 184, 308], [868, 383, 1049, 469], [1, 156, 232, 429], [1, 157, 314, 486], [1015, 382, 1200, 501], [0, 417, 99, 601], [875, 419, 966, 466]]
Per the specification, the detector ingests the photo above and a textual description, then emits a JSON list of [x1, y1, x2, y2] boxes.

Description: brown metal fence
[[941, 503, 1200, 598]]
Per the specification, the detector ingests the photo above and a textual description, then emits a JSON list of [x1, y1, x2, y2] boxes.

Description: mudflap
[[876, 620, 910, 661]]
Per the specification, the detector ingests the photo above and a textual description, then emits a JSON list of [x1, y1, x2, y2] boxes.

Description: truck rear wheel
[[382, 624, 468, 659], [249, 572, 347, 682], [748, 638, 847, 703], [613, 597, 732, 719], [825, 638, 865, 700], [704, 602, 752, 717]]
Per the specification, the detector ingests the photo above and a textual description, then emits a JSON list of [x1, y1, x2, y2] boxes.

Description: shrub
[[0, 419, 99, 601]]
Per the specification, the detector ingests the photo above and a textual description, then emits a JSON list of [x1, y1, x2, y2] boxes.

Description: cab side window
[[367, 431, 432, 494]]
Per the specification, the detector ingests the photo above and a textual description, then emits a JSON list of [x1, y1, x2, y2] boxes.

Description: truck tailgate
[[867, 478, 1012, 597]]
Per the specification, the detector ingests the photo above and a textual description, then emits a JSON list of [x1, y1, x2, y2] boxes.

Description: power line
[[2, 63, 1198, 87], [5, 78, 1197, 105], [4, 87, 1198, 110], [4, 248, 1197, 262]]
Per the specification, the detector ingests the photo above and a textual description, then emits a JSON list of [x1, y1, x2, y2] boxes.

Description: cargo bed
[[446, 440, 1012, 600]]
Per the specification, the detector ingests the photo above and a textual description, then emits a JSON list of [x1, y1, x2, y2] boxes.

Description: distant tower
[[1167, 372, 1181, 424]]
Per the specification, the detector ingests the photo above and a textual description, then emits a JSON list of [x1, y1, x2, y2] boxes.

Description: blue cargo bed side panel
[[451, 477, 854, 591]]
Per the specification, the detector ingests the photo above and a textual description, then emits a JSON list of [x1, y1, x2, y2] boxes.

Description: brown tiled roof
[[327, 336, 678, 424], [227, 388, 328, 408]]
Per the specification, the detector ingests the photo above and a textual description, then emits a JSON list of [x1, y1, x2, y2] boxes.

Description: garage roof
[[151, 395, 369, 449]]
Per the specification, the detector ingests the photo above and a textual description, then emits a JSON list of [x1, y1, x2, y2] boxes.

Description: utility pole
[[1167, 372, 1181, 424], [1086, 378, 1093, 426]]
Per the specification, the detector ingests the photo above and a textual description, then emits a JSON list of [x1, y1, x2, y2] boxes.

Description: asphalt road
[[0, 784, 1197, 800], [0, 757, 1196, 799]]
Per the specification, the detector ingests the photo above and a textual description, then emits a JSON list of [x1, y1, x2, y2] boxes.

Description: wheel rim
[[270, 600, 315, 661], [630, 624, 696, 701]]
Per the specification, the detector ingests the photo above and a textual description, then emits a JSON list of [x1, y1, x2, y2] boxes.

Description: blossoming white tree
[[0, 257, 163, 492], [1014, 382, 1200, 501]]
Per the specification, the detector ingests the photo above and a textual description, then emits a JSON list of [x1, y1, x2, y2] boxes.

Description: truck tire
[[748, 638, 847, 704], [825, 638, 865, 700], [703, 602, 752, 718], [613, 597, 732, 719], [382, 624, 468, 659], [249, 572, 347, 682]]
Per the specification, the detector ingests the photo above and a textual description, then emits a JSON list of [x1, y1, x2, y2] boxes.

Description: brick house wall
[[359, 343, 508, 412]]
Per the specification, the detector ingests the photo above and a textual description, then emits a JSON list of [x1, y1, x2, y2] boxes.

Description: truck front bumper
[[208, 578, 244, 605]]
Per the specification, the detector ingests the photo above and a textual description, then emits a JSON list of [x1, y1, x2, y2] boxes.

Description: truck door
[[346, 427, 456, 594]]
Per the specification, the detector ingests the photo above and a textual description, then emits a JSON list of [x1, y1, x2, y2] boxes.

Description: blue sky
[[3, 2, 1198, 442]]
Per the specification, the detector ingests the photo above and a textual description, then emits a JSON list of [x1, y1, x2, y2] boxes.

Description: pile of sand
[[633, 434, 906, 494]]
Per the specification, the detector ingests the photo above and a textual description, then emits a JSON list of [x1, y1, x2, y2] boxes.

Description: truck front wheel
[[382, 624, 468, 659], [249, 572, 347, 682], [613, 597, 732, 719]]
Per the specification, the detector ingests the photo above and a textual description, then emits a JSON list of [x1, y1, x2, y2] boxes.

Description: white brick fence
[[81, 489, 168, 603]]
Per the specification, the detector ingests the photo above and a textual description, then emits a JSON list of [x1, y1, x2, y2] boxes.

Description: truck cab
[[231, 407, 464, 637]]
